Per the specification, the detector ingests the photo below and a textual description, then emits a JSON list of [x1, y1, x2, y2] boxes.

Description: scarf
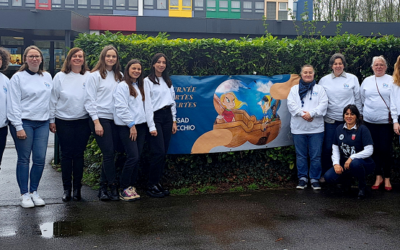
[[298, 78, 316, 107]]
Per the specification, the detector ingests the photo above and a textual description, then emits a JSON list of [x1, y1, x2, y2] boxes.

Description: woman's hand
[[334, 164, 343, 175], [129, 125, 137, 141], [94, 120, 104, 137], [49, 123, 56, 133], [344, 158, 352, 170], [172, 122, 177, 134], [150, 130, 158, 137], [394, 122, 400, 135], [17, 129, 27, 140], [301, 111, 313, 122]]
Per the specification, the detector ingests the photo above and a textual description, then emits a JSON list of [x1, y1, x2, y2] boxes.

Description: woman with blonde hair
[[50, 47, 91, 201], [360, 56, 397, 191], [84, 45, 123, 201], [8, 45, 52, 208]]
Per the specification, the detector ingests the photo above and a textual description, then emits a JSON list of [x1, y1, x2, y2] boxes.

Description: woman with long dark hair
[[0, 48, 10, 172], [84, 45, 123, 201], [50, 47, 91, 202], [8, 45, 52, 208], [113, 59, 147, 201], [324, 104, 375, 199], [143, 53, 177, 198]]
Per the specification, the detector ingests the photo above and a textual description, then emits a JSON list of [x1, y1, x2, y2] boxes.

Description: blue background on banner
[[168, 75, 291, 154]]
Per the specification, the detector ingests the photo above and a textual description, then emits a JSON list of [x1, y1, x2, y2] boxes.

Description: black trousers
[[147, 108, 173, 186], [0, 126, 7, 167], [89, 118, 122, 186], [364, 122, 393, 178], [56, 118, 91, 190], [116, 123, 147, 189]]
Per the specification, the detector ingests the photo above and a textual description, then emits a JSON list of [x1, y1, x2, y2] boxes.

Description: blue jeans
[[321, 121, 344, 175], [10, 120, 49, 194], [324, 158, 375, 190], [293, 132, 324, 182]]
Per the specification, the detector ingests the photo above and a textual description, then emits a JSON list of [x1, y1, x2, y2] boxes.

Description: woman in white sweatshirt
[[287, 64, 328, 190], [50, 48, 91, 202], [143, 53, 177, 198], [361, 56, 397, 191], [0, 48, 10, 172], [113, 59, 147, 201], [84, 45, 123, 201], [7, 46, 52, 208]]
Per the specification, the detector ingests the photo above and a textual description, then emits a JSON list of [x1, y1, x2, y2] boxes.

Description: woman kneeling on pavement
[[287, 64, 328, 190], [324, 104, 375, 199], [113, 59, 147, 201]]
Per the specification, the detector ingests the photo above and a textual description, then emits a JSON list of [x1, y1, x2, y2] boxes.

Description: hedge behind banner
[[75, 32, 400, 188]]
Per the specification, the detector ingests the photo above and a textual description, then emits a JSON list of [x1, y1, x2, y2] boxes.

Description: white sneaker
[[20, 193, 34, 208], [30, 191, 45, 206]]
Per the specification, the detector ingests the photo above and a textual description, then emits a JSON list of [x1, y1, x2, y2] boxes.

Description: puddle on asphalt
[[40, 221, 84, 238]]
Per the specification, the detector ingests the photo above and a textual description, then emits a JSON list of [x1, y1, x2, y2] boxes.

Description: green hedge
[[75, 32, 400, 188]]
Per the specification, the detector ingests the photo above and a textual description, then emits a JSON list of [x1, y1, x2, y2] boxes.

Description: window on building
[[255, 1, 264, 13], [157, 0, 166, 9], [182, 0, 190, 10], [266, 2, 276, 19], [0, 0, 8, 7], [12, 0, 22, 6], [219, 0, 227, 11], [231, 1, 240, 12], [194, 0, 203, 10], [78, 0, 87, 8], [278, 2, 287, 20], [116, 0, 125, 9], [243, 1, 251, 12], [292, 1, 297, 18], [52, 0, 61, 8], [65, 0, 74, 8], [144, 0, 153, 9], [207, 0, 215, 11], [169, 0, 178, 9], [104, 0, 113, 9], [91, 0, 100, 8], [128, 0, 137, 9], [25, 0, 35, 7]]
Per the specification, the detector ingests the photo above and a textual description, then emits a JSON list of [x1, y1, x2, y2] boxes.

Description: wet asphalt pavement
[[1, 133, 400, 250]]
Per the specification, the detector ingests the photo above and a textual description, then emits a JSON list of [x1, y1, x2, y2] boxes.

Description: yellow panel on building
[[169, 0, 193, 17]]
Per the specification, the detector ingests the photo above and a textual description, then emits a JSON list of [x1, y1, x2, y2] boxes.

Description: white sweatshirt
[[7, 70, 52, 131], [50, 71, 90, 123], [287, 84, 328, 134], [391, 83, 400, 124], [84, 70, 119, 121], [319, 72, 362, 121], [143, 76, 177, 132], [360, 74, 397, 124], [113, 81, 146, 127], [0, 73, 10, 128]]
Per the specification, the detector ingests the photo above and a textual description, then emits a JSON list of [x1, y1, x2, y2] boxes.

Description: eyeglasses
[[27, 55, 41, 59]]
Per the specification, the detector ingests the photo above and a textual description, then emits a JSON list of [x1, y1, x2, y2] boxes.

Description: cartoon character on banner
[[215, 92, 247, 123]]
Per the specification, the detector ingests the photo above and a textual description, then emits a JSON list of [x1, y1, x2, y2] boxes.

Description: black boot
[[146, 185, 165, 198], [157, 183, 170, 196], [358, 188, 366, 200], [62, 190, 71, 202], [109, 184, 120, 201], [98, 185, 110, 201], [73, 188, 82, 201]]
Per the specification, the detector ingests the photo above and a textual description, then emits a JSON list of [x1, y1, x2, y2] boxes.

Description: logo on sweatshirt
[[82, 82, 85, 89], [312, 91, 318, 96], [382, 83, 389, 88], [44, 82, 51, 88], [3, 86, 6, 94], [339, 134, 344, 140], [343, 83, 349, 89]]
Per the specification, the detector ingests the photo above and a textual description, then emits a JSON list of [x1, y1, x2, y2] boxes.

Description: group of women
[[0, 45, 176, 208], [289, 53, 400, 199]]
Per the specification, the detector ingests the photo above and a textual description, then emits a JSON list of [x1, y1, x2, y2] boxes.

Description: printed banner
[[168, 74, 300, 154]]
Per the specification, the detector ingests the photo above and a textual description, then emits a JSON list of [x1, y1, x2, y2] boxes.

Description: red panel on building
[[90, 16, 137, 32], [36, 0, 51, 10]]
